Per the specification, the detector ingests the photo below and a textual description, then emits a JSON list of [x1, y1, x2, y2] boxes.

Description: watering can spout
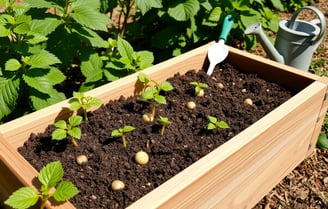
[[245, 22, 285, 64]]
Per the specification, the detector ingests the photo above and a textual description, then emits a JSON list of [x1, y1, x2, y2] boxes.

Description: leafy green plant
[[69, 91, 102, 122], [4, 161, 79, 209], [138, 72, 174, 121], [207, 116, 229, 131], [0, 0, 111, 122], [52, 115, 82, 147], [190, 81, 208, 97], [111, 125, 135, 148], [157, 115, 172, 135], [317, 133, 328, 149]]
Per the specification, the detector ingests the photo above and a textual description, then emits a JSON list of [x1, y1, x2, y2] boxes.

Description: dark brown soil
[[18, 63, 294, 209]]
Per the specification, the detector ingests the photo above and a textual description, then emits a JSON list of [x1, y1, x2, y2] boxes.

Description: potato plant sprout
[[52, 115, 82, 147], [157, 116, 172, 135], [138, 73, 174, 122], [69, 91, 102, 122], [207, 116, 229, 131], [190, 81, 208, 97], [111, 125, 135, 148], [5, 161, 79, 209]]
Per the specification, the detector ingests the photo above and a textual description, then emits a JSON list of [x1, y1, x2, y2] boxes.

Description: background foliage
[[0, 0, 312, 123]]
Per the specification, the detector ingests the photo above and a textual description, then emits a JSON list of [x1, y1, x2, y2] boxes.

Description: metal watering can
[[245, 6, 326, 71]]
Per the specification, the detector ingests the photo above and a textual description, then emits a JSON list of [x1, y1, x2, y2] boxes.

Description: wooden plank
[[127, 81, 327, 209]]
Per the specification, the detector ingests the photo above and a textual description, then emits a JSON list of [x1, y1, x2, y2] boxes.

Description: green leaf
[[52, 128, 67, 140], [68, 115, 83, 127], [53, 181, 79, 202], [70, 3, 111, 31], [160, 81, 174, 91], [23, 72, 54, 94], [5, 59, 22, 71], [207, 116, 217, 123], [154, 95, 166, 104], [29, 88, 66, 110], [207, 123, 216, 130], [4, 187, 39, 209], [136, 0, 162, 15], [24, 50, 61, 68], [69, 99, 82, 111], [135, 51, 154, 70], [30, 18, 62, 36], [117, 36, 135, 63], [68, 127, 81, 139], [0, 75, 21, 120], [54, 120, 67, 129], [0, 24, 11, 37], [270, 0, 284, 11], [138, 72, 150, 83], [168, 0, 200, 21], [317, 133, 328, 149], [71, 24, 108, 48], [208, 7, 222, 22], [141, 87, 157, 100], [81, 53, 103, 83], [123, 125, 135, 133], [217, 121, 229, 129], [111, 129, 122, 137], [38, 161, 64, 189]]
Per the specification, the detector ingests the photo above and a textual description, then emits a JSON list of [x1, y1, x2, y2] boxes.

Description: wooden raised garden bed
[[1, 43, 328, 209]]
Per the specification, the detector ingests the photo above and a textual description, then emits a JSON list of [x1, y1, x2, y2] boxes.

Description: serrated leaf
[[4, 187, 39, 209], [68, 115, 82, 127], [68, 127, 81, 139], [117, 36, 135, 63], [5, 59, 21, 71], [23, 73, 54, 94], [135, 51, 154, 70], [136, 0, 162, 15], [24, 50, 61, 68], [26, 32, 48, 44], [53, 181, 79, 202], [81, 53, 103, 83], [160, 81, 173, 91], [69, 99, 82, 111], [13, 22, 30, 34], [0, 25, 11, 37], [70, 3, 111, 31], [168, 0, 200, 21], [141, 87, 156, 100], [30, 18, 62, 36], [52, 128, 67, 140], [71, 24, 108, 48], [154, 95, 166, 104], [29, 88, 66, 110], [138, 72, 150, 83], [0, 75, 21, 120], [38, 161, 63, 189], [54, 120, 67, 129]]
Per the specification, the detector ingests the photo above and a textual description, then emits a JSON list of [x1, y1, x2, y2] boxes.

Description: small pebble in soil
[[76, 154, 88, 165], [135, 150, 149, 165], [186, 101, 196, 109], [216, 82, 224, 89], [142, 113, 154, 122], [90, 195, 97, 200], [111, 180, 125, 191], [244, 98, 253, 106], [241, 88, 247, 93]]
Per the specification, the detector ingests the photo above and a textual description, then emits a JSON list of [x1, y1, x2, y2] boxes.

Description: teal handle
[[219, 14, 234, 42]]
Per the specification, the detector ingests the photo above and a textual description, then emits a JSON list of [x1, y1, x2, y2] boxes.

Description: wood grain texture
[[0, 43, 327, 209]]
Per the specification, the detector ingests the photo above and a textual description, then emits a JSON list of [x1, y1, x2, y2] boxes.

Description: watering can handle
[[287, 6, 326, 45]]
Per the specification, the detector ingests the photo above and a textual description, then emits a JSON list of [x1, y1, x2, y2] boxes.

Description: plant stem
[[71, 136, 78, 147], [122, 135, 127, 148], [160, 125, 165, 135], [151, 101, 156, 119]]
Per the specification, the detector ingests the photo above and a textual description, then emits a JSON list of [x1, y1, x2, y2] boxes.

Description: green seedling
[[207, 116, 229, 131], [190, 81, 209, 97], [138, 73, 174, 121], [317, 133, 328, 149], [158, 116, 172, 135], [69, 91, 102, 122], [111, 125, 135, 148], [52, 115, 83, 147], [4, 161, 79, 209]]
